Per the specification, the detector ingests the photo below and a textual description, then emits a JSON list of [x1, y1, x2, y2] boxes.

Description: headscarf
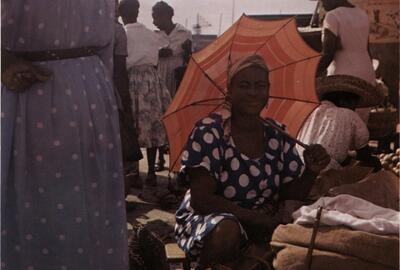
[[224, 54, 269, 109], [227, 54, 269, 89]]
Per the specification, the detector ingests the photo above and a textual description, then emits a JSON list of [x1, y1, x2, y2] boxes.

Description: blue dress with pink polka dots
[[2, 1, 128, 269], [174, 111, 305, 259]]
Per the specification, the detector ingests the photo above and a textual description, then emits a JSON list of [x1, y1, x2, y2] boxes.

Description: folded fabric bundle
[[328, 170, 399, 211], [271, 224, 399, 268], [293, 194, 400, 235], [271, 243, 395, 270]]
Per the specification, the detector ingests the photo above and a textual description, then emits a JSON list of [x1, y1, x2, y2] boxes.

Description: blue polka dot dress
[[174, 110, 305, 259]]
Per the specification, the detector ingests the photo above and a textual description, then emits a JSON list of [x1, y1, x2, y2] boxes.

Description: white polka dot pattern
[[231, 158, 240, 171], [2, 3, 129, 269], [223, 186, 236, 198], [192, 141, 201, 152], [203, 132, 214, 144], [250, 165, 260, 176], [212, 148, 219, 160], [176, 114, 305, 260], [238, 174, 249, 187], [225, 148, 234, 159], [289, 161, 298, 172], [268, 138, 279, 150]]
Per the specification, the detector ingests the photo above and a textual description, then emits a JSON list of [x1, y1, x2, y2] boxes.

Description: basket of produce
[[377, 148, 400, 176], [367, 108, 398, 139]]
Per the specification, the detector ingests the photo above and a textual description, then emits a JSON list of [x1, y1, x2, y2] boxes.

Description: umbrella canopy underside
[[163, 15, 321, 171]]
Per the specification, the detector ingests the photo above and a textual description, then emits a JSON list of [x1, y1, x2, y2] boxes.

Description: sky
[[137, 0, 318, 35]]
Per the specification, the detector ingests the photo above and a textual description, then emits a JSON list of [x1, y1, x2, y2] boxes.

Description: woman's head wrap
[[227, 54, 269, 89]]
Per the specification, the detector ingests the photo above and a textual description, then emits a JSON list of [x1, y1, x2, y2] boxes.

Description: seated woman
[[174, 55, 330, 269], [297, 75, 382, 172]]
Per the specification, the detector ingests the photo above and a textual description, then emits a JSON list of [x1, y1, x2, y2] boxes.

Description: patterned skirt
[[128, 65, 171, 148]]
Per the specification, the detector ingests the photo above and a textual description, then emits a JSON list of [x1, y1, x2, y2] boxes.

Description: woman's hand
[[303, 144, 331, 174], [2, 59, 51, 91]]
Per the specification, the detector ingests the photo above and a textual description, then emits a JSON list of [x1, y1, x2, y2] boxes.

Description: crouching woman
[[174, 55, 330, 269]]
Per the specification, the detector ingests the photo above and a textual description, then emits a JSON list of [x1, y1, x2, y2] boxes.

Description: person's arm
[[317, 28, 338, 76], [280, 144, 330, 201], [181, 39, 192, 64], [367, 38, 372, 61], [1, 49, 51, 91], [113, 55, 133, 115], [351, 113, 381, 171], [189, 167, 278, 231], [356, 145, 382, 172]]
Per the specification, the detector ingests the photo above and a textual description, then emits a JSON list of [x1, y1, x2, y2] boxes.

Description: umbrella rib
[[261, 118, 309, 149], [185, 16, 244, 99], [268, 54, 321, 72], [268, 95, 319, 104], [227, 15, 245, 67], [192, 59, 226, 95], [254, 17, 296, 55], [162, 97, 225, 119], [168, 103, 225, 171]]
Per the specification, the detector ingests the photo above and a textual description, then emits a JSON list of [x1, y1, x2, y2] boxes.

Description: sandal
[[155, 160, 166, 172]]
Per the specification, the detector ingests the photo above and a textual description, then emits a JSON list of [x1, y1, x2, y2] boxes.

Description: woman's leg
[[146, 147, 157, 175], [155, 146, 166, 171], [197, 219, 242, 269], [146, 147, 157, 186]]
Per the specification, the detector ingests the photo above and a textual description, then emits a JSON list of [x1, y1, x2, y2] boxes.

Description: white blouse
[[124, 22, 166, 68], [323, 7, 376, 84], [296, 101, 369, 170]]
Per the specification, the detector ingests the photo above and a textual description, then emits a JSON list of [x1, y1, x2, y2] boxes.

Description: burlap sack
[[271, 224, 399, 269], [271, 244, 394, 270], [328, 170, 399, 211], [308, 166, 373, 200]]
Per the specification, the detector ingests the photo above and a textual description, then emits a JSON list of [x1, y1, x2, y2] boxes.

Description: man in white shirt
[[297, 75, 381, 172]]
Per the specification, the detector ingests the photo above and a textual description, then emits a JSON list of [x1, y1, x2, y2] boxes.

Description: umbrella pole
[[261, 118, 309, 149]]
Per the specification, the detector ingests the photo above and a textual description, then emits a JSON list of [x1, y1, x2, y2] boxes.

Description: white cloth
[[124, 22, 165, 68], [297, 101, 369, 170], [156, 23, 192, 96], [293, 194, 400, 235], [323, 7, 375, 84]]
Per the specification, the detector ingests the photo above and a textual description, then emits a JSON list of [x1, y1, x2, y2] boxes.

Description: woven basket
[[367, 110, 399, 139], [128, 225, 147, 270]]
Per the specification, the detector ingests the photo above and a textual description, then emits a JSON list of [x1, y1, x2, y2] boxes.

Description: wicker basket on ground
[[367, 109, 398, 139], [128, 220, 176, 270]]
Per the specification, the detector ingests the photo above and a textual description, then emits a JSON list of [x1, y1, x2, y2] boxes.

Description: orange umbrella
[[163, 15, 321, 172]]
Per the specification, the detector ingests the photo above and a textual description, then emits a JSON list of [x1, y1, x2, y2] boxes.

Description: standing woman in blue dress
[[1, 1, 128, 269], [174, 55, 330, 269]]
